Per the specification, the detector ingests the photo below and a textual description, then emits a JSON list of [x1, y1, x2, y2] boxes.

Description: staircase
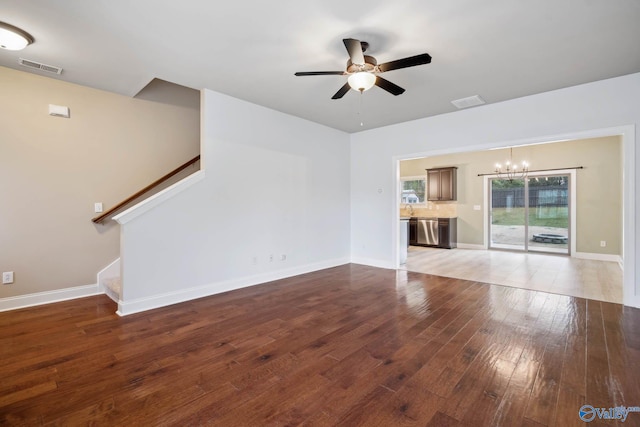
[[92, 156, 201, 308], [97, 258, 121, 302], [102, 276, 122, 302]]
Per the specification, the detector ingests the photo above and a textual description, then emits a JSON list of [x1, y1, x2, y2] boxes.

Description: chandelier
[[495, 147, 529, 181]]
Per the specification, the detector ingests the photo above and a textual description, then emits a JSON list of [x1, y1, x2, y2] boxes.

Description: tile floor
[[403, 246, 623, 303]]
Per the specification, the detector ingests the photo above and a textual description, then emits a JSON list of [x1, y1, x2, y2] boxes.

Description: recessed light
[[0, 21, 34, 51]]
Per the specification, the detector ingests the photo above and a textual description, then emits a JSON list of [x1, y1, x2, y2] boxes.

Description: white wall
[[116, 90, 351, 314], [350, 72, 639, 308]]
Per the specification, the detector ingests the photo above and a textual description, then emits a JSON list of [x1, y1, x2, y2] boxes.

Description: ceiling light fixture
[[495, 147, 529, 181], [0, 21, 34, 51], [347, 72, 376, 92]]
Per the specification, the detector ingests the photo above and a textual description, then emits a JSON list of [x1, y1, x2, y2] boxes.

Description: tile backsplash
[[400, 202, 457, 218]]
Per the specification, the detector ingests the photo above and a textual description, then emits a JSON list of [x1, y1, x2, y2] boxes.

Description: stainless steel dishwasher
[[417, 218, 439, 246]]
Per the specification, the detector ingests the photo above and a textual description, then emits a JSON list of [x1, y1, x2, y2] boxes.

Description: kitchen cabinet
[[427, 167, 457, 201], [437, 217, 457, 249]]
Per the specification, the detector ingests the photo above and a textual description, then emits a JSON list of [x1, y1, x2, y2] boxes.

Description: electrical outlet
[[600, 241, 606, 247], [269, 254, 274, 262], [2, 271, 14, 284]]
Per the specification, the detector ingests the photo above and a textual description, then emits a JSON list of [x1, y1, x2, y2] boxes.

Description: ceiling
[[2, 0, 639, 133]]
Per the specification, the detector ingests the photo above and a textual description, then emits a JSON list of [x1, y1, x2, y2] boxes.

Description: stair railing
[[92, 155, 200, 224]]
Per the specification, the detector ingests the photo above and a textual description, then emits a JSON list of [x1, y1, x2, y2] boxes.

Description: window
[[401, 177, 426, 204]]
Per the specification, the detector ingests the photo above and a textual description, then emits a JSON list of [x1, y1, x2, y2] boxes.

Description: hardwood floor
[[405, 246, 623, 304], [1, 264, 639, 426]]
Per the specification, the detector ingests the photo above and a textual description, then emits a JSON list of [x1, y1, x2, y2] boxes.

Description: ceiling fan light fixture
[[295, 38, 429, 99], [0, 21, 34, 51], [348, 72, 376, 92]]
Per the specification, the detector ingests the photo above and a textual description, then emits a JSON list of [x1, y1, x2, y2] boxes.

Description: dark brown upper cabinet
[[427, 167, 457, 201]]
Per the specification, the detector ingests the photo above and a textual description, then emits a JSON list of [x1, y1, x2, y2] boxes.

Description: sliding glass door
[[489, 174, 570, 254], [527, 175, 569, 254], [489, 178, 527, 251]]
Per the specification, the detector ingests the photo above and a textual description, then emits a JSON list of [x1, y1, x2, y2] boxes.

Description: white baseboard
[[349, 257, 396, 270], [623, 293, 640, 309], [456, 243, 486, 250], [117, 257, 351, 316], [0, 284, 102, 312], [574, 252, 623, 263]]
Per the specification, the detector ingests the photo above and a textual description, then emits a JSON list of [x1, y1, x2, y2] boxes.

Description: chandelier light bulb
[[494, 147, 529, 181]]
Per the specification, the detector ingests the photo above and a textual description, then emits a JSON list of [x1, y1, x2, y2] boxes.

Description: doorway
[[489, 173, 571, 255]]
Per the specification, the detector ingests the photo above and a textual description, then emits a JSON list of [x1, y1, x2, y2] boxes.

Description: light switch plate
[[474, 205, 482, 211], [3, 271, 14, 284], [49, 104, 70, 118], [94, 202, 103, 213]]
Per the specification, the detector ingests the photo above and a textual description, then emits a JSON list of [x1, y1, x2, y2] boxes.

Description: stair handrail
[[92, 155, 200, 224]]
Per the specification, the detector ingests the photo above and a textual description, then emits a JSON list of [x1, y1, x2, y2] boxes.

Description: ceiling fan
[[295, 38, 432, 99]]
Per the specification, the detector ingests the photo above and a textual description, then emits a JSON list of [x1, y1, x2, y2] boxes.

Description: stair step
[[102, 277, 121, 302]]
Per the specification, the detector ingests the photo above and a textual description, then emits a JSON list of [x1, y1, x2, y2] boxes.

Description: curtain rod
[[477, 166, 584, 177]]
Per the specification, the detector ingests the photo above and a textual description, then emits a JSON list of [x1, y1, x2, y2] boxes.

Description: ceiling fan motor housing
[[347, 55, 377, 73]]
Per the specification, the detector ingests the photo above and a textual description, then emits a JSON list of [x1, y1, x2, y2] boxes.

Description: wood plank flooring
[[1, 264, 639, 426]]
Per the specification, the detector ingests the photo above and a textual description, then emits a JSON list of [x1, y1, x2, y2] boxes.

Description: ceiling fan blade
[[295, 71, 346, 76], [375, 76, 405, 96], [343, 38, 365, 65], [378, 53, 432, 73], [331, 82, 351, 99]]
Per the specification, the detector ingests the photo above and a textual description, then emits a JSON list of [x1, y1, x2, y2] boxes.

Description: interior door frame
[[393, 125, 635, 308], [483, 169, 577, 256]]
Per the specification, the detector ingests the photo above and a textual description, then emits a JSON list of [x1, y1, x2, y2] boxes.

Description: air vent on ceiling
[[18, 58, 63, 75], [451, 95, 485, 109]]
